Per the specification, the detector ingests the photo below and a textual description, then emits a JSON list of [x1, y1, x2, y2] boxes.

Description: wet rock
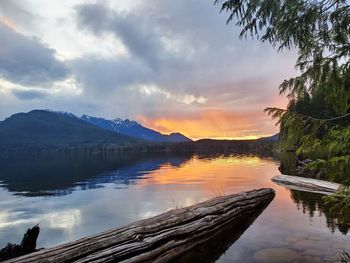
[[278, 162, 287, 174], [253, 248, 299, 262]]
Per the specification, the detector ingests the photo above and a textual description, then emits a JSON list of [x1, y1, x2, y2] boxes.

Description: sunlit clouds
[[0, 0, 297, 139], [0, 16, 16, 30], [137, 84, 207, 105], [138, 109, 277, 140]]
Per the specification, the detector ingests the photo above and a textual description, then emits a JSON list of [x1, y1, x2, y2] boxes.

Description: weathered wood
[[4, 188, 274, 263], [174, 198, 272, 263], [0, 225, 40, 261], [272, 174, 341, 195]]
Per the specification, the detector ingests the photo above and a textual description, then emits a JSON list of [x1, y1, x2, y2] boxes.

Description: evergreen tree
[[216, 0, 350, 183]]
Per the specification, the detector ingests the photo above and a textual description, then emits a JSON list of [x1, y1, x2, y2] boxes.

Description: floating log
[[0, 225, 40, 261], [4, 188, 275, 263], [272, 174, 341, 195]]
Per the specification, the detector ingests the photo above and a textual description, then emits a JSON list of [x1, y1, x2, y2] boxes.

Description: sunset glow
[[0, 1, 349, 262], [136, 155, 288, 199], [137, 109, 281, 140], [0, 0, 294, 139]]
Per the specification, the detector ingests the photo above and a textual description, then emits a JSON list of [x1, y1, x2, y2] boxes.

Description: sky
[[0, 0, 297, 140]]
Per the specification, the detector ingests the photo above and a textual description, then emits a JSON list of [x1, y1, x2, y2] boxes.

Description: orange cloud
[[0, 16, 17, 30], [137, 109, 280, 140]]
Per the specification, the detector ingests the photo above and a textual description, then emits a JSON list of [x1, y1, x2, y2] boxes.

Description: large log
[[272, 174, 341, 195], [174, 197, 273, 263], [4, 188, 274, 263]]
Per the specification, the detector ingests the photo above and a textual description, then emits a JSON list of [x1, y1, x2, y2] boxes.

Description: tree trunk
[[0, 225, 39, 261], [272, 174, 340, 195]]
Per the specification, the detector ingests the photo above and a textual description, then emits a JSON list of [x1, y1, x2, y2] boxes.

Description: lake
[[0, 153, 348, 262]]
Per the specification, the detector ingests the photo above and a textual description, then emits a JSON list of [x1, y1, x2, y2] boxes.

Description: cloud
[[0, 0, 35, 28], [0, 0, 297, 138], [69, 56, 152, 94], [0, 22, 70, 86], [75, 3, 175, 70], [137, 84, 207, 105], [137, 109, 278, 140], [72, 1, 194, 102], [72, 1, 295, 97], [12, 88, 48, 100]]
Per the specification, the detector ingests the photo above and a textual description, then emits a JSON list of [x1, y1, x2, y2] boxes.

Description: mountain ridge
[[80, 114, 192, 142], [0, 110, 142, 150]]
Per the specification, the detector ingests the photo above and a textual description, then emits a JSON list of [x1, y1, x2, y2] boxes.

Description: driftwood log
[[0, 225, 39, 261], [4, 188, 275, 263], [272, 174, 341, 195], [175, 196, 274, 263]]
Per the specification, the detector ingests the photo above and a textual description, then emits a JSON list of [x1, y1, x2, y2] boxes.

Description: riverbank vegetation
[[215, 0, 350, 236], [216, 0, 349, 184]]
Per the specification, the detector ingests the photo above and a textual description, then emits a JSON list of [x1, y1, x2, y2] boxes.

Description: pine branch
[[264, 107, 350, 122]]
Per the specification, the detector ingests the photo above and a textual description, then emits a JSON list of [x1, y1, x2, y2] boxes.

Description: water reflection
[[0, 153, 349, 263], [290, 190, 350, 235], [0, 153, 192, 196]]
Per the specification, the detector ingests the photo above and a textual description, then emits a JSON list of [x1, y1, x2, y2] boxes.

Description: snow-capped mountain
[[80, 115, 192, 142], [0, 110, 140, 150]]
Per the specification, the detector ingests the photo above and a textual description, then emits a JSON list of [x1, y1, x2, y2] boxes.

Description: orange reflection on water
[[137, 155, 287, 198]]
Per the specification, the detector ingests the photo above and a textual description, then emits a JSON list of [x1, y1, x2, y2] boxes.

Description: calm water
[[0, 153, 349, 262]]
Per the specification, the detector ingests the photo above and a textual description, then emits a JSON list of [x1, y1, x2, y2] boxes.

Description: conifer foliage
[[216, 0, 350, 183]]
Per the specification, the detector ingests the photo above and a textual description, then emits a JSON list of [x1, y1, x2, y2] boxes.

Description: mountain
[[80, 115, 192, 143], [0, 110, 142, 150], [259, 133, 279, 142]]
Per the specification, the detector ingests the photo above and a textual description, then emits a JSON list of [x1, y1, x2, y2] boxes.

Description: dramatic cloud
[[0, 0, 297, 139], [76, 3, 178, 70], [0, 22, 70, 86], [69, 57, 152, 94], [73, 1, 295, 97]]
